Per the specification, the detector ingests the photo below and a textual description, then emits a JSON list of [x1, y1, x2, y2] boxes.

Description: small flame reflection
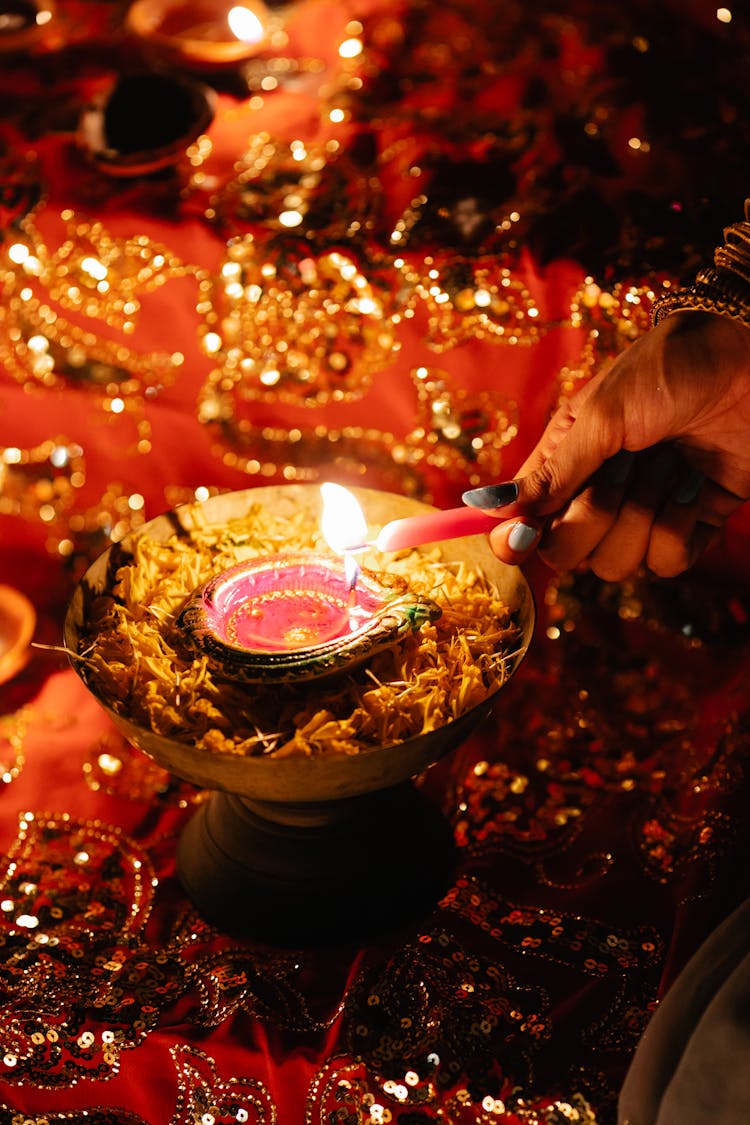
[[344, 552, 360, 591], [321, 483, 370, 625]]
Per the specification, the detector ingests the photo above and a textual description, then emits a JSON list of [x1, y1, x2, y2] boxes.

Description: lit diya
[[178, 483, 441, 684], [65, 485, 534, 942], [125, 0, 272, 70], [0, 0, 55, 53]]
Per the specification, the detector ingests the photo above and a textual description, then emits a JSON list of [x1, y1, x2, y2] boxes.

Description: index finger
[[465, 365, 630, 519]]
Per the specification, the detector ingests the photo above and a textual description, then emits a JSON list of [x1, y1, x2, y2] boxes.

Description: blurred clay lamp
[[0, 0, 55, 52], [125, 0, 271, 70], [180, 483, 441, 684], [0, 585, 35, 684], [78, 70, 215, 178]]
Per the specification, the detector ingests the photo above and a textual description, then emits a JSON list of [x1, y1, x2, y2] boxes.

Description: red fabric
[[2, 2, 750, 1123]]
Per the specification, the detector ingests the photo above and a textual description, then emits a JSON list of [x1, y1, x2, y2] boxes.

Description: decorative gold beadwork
[[402, 255, 546, 351], [197, 234, 401, 410]]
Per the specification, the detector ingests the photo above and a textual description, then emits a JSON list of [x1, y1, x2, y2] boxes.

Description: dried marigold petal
[[77, 508, 521, 758]]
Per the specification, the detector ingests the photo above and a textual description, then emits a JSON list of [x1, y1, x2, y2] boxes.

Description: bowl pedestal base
[[176, 781, 456, 946]]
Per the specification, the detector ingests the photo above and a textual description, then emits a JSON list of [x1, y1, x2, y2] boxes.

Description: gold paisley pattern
[[2, 2, 750, 1122]]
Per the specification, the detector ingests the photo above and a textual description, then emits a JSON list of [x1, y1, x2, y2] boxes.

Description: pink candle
[[375, 506, 503, 552]]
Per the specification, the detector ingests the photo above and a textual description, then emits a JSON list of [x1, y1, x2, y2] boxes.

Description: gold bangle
[[714, 199, 750, 284], [652, 280, 750, 329], [653, 197, 750, 329]]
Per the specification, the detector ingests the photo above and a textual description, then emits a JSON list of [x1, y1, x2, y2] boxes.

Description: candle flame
[[227, 4, 265, 44], [320, 483, 369, 554]]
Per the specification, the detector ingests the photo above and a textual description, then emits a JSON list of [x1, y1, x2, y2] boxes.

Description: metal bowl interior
[[64, 484, 535, 805]]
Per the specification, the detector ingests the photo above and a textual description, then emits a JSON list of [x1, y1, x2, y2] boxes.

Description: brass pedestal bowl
[[65, 485, 535, 945]]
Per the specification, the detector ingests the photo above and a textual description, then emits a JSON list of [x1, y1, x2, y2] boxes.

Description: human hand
[[464, 311, 750, 579]]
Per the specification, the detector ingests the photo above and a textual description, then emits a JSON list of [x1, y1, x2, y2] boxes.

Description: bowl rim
[[64, 484, 535, 803]]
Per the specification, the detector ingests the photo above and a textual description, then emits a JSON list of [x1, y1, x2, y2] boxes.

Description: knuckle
[[568, 489, 606, 522], [537, 542, 583, 573], [522, 466, 557, 505], [647, 527, 692, 578], [522, 461, 571, 509], [590, 559, 634, 582], [647, 546, 690, 579]]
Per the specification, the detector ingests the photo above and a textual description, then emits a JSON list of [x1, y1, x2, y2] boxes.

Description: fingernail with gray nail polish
[[508, 522, 539, 552], [674, 469, 705, 505], [462, 481, 519, 509]]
